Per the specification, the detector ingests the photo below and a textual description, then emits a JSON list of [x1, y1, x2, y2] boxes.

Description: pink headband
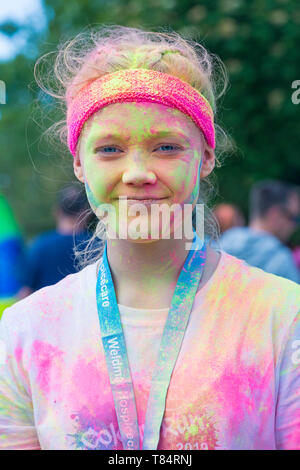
[[67, 68, 215, 156]]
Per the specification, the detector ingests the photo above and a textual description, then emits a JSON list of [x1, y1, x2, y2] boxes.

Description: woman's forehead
[[82, 101, 202, 139]]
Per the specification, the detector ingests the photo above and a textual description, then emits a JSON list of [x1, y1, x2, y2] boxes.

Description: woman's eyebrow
[[146, 130, 189, 141], [90, 129, 190, 143]]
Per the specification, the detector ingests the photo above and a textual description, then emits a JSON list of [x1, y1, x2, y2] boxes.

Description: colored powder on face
[[84, 180, 100, 210]]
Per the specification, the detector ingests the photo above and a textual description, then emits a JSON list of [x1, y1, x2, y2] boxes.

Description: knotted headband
[[67, 68, 215, 157]]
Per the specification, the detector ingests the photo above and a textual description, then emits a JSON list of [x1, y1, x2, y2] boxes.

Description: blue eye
[[95, 146, 123, 156], [156, 145, 178, 152], [100, 146, 119, 153]]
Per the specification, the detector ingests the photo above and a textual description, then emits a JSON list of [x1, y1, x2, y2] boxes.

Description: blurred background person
[[220, 180, 300, 283], [213, 203, 245, 235], [287, 237, 300, 277], [17, 185, 96, 299], [0, 193, 23, 318], [292, 246, 300, 271]]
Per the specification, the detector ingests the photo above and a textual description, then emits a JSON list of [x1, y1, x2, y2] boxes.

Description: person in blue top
[[18, 185, 99, 298], [220, 180, 300, 283]]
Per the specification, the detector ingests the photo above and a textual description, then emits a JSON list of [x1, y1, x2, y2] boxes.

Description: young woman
[[0, 26, 299, 450]]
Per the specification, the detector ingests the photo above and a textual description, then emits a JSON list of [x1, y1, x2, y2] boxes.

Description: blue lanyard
[[96, 232, 207, 450]]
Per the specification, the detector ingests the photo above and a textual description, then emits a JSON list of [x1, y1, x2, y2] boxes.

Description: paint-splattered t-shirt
[[0, 250, 299, 450]]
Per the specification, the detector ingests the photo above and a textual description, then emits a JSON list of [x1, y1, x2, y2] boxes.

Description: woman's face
[[74, 102, 215, 241]]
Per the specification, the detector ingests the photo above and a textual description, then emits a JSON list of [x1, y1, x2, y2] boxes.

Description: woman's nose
[[122, 155, 156, 186]]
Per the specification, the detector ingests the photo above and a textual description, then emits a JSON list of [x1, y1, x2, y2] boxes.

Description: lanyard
[[96, 232, 207, 450]]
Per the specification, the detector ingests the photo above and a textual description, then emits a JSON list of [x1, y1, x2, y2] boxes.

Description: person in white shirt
[[0, 25, 299, 450]]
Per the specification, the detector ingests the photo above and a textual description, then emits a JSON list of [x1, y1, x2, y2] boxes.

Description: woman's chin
[[105, 226, 176, 242]]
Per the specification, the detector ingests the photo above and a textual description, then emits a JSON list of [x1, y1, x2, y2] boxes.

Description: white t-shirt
[[0, 250, 299, 450]]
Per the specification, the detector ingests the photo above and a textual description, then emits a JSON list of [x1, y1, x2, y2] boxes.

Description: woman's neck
[[106, 236, 192, 308], [104, 236, 221, 309]]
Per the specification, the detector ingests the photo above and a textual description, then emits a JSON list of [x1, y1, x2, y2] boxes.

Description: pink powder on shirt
[[31, 340, 64, 395]]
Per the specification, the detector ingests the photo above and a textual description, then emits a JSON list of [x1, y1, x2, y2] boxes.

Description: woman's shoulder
[[1, 261, 98, 328], [216, 249, 300, 319], [219, 248, 299, 290]]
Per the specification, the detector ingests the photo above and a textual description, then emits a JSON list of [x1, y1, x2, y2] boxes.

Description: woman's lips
[[119, 197, 169, 206]]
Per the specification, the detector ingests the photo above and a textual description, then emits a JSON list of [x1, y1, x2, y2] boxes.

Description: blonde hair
[[35, 25, 233, 268]]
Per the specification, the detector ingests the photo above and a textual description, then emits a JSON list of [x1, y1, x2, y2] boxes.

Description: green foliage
[[0, 0, 299, 238]]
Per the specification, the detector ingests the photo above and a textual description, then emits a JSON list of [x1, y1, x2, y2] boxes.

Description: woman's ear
[[73, 152, 85, 183], [200, 141, 215, 178]]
